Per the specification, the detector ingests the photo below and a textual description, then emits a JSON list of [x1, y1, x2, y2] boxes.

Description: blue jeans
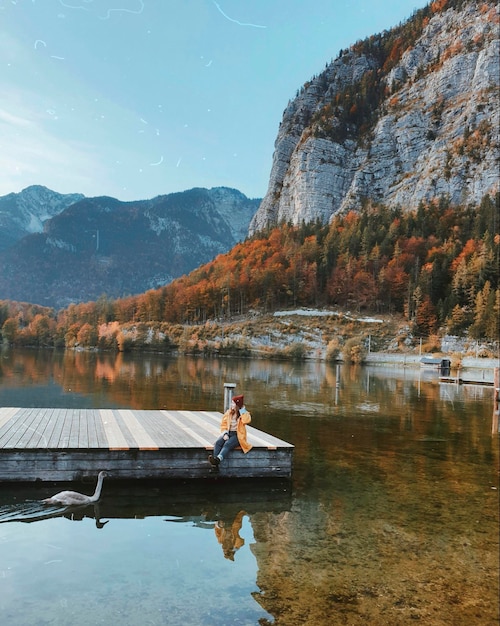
[[214, 431, 239, 461]]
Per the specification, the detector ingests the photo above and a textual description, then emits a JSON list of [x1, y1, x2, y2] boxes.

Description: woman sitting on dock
[[208, 395, 252, 471]]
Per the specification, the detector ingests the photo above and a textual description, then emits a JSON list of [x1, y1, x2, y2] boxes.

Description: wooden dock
[[0, 407, 294, 482], [439, 376, 494, 386]]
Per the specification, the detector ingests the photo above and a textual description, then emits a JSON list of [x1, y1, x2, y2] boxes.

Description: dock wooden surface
[[0, 407, 294, 482]]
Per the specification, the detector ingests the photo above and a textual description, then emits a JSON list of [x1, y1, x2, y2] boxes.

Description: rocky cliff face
[[250, 0, 499, 234]]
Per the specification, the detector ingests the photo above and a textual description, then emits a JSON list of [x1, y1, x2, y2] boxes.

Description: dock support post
[[224, 382, 237, 412], [492, 368, 499, 435]]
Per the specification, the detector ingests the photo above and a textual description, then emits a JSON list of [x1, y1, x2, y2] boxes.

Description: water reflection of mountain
[[0, 478, 292, 525]]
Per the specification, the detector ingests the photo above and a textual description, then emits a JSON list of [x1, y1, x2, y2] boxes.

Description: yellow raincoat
[[219, 408, 252, 453], [214, 510, 246, 560]]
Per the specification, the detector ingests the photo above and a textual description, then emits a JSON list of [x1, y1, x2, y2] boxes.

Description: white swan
[[43, 471, 107, 506]]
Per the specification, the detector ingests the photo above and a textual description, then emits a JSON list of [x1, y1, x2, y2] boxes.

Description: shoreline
[[364, 353, 500, 370]]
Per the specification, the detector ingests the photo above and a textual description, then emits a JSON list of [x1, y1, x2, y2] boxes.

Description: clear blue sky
[[1, 0, 429, 201]]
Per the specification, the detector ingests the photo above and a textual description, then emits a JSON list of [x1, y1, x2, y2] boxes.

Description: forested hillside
[[1, 193, 498, 351], [130, 195, 499, 338]]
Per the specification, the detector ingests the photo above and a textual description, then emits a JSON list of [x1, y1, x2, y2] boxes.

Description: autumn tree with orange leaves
[[1, 193, 498, 349]]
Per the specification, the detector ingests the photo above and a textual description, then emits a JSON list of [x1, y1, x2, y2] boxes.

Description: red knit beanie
[[232, 395, 244, 409]]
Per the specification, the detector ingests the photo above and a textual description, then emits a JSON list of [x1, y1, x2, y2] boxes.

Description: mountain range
[[0, 185, 84, 254], [0, 186, 259, 308]]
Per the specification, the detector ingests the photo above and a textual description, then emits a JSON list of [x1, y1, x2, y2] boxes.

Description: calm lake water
[[0, 348, 498, 625]]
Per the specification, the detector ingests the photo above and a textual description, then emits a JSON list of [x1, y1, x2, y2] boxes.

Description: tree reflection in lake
[[0, 349, 498, 625]]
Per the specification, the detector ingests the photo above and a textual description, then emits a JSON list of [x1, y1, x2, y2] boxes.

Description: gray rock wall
[[250, 1, 499, 234]]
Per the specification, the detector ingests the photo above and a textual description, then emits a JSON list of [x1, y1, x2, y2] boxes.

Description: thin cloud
[[0, 91, 100, 195], [0, 108, 32, 127]]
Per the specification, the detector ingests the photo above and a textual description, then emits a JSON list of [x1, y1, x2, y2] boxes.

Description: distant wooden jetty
[[0, 407, 294, 482], [439, 376, 494, 386]]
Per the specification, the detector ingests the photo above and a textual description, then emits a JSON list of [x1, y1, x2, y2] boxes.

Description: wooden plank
[[0, 408, 25, 447], [0, 408, 293, 449], [59, 408, 74, 448], [0, 407, 21, 432], [132, 410, 176, 446], [105, 409, 137, 450], [85, 409, 98, 448], [68, 408, 80, 448], [0, 407, 26, 447], [86, 409, 106, 448], [46, 408, 68, 448], [99, 409, 129, 450], [20, 407, 51, 449], [161, 410, 214, 448], [182, 410, 221, 433], [246, 426, 282, 449], [157, 411, 196, 447], [177, 410, 220, 443], [0, 446, 293, 481], [117, 410, 159, 450], [25, 407, 54, 448], [78, 408, 89, 448], [92, 408, 109, 448], [36, 407, 59, 449], [6, 408, 39, 448]]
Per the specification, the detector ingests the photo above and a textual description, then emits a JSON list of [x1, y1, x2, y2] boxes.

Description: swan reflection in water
[[1, 479, 291, 540], [0, 499, 109, 528], [0, 471, 109, 528]]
